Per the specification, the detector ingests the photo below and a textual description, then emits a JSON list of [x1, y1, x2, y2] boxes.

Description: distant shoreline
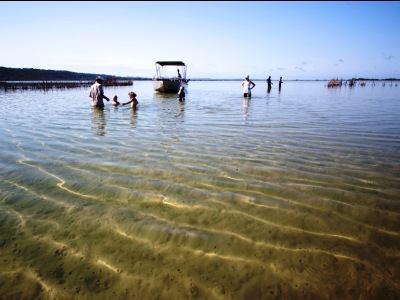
[[1, 66, 399, 82], [190, 78, 400, 82], [3, 79, 400, 82]]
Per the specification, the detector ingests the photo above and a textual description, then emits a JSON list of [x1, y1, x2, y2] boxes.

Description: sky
[[0, 1, 399, 79]]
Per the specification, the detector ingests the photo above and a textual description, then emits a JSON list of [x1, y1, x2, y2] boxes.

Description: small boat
[[327, 79, 341, 88], [153, 61, 189, 93]]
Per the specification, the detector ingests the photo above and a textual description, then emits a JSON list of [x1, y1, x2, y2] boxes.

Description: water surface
[[0, 81, 399, 299]]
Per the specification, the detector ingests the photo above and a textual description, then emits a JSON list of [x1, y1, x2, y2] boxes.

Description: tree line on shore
[[0, 67, 149, 81]]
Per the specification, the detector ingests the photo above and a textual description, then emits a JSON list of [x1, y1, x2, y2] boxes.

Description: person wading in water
[[89, 77, 110, 108], [267, 76, 273, 93], [278, 77, 283, 92], [242, 75, 256, 97]]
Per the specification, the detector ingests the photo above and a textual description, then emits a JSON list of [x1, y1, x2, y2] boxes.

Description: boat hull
[[153, 79, 187, 93]]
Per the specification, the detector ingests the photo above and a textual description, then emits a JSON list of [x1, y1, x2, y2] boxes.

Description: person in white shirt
[[89, 77, 110, 108], [177, 86, 185, 102], [241, 75, 256, 97]]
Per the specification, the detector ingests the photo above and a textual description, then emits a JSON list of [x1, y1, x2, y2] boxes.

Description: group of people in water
[[89, 74, 283, 108], [89, 76, 186, 108], [89, 77, 139, 109], [241, 75, 283, 97]]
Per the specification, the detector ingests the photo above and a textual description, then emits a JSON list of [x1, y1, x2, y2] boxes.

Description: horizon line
[[1, 66, 399, 81]]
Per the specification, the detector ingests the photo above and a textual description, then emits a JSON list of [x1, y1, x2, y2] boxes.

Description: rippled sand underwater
[[0, 81, 400, 299]]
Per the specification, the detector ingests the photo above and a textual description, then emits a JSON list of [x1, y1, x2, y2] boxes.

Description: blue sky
[[0, 1, 399, 79]]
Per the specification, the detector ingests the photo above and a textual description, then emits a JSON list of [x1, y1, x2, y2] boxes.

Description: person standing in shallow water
[[112, 95, 120, 106], [89, 77, 110, 108], [242, 75, 256, 97], [278, 77, 283, 92], [122, 92, 139, 109], [267, 76, 273, 93], [177, 86, 185, 102]]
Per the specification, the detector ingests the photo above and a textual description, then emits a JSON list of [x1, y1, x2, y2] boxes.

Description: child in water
[[112, 95, 120, 106], [122, 92, 139, 108], [177, 86, 185, 102]]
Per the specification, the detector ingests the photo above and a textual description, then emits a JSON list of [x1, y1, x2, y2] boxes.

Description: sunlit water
[[0, 81, 399, 299]]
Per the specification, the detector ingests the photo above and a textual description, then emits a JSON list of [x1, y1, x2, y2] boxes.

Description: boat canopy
[[154, 61, 187, 79], [155, 61, 186, 66]]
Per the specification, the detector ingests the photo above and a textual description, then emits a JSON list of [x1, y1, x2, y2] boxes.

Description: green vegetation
[[0, 67, 150, 81]]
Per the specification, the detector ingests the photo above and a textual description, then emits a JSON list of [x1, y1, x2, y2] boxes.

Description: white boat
[[153, 61, 189, 93]]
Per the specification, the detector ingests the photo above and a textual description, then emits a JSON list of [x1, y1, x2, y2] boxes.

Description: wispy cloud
[[384, 55, 395, 60], [295, 66, 305, 72], [334, 59, 344, 67], [277, 67, 286, 71], [301, 61, 308, 65]]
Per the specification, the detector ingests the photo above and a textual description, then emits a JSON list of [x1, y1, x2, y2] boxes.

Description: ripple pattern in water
[[0, 81, 400, 299]]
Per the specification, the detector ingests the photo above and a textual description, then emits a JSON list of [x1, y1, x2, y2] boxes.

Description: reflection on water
[[242, 98, 250, 122], [176, 102, 185, 120], [152, 91, 178, 101], [129, 108, 138, 128], [91, 107, 107, 136], [0, 81, 399, 298]]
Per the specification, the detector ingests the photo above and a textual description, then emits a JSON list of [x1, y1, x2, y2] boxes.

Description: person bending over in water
[[177, 86, 185, 102], [112, 95, 120, 106], [242, 75, 256, 97], [122, 92, 139, 108]]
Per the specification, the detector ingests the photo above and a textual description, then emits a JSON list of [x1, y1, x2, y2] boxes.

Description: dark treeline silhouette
[[0, 80, 134, 91], [0, 66, 150, 81]]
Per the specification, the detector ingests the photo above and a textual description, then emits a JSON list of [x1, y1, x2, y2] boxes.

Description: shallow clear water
[[0, 81, 399, 299]]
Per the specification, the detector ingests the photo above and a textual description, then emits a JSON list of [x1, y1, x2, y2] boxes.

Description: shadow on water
[[91, 107, 107, 136]]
